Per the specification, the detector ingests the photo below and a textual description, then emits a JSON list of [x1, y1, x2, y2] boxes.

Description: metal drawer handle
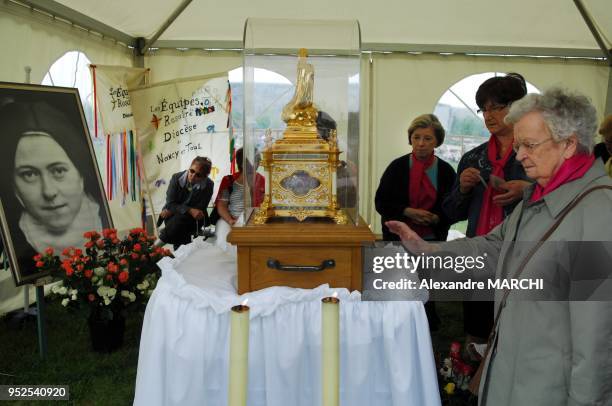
[[266, 258, 335, 272]]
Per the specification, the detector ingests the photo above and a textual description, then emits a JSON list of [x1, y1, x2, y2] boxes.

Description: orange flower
[[118, 271, 129, 283]]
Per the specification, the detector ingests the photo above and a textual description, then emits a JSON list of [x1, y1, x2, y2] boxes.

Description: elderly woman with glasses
[[387, 87, 612, 406], [443, 73, 532, 344]]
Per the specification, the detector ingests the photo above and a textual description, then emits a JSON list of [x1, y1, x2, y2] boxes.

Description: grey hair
[[505, 87, 598, 154]]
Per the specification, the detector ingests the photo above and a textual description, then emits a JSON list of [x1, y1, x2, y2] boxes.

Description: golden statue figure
[[281, 48, 318, 134]]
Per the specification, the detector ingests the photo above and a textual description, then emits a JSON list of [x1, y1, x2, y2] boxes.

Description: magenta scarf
[[408, 153, 437, 237], [475, 136, 514, 236], [530, 153, 595, 202]]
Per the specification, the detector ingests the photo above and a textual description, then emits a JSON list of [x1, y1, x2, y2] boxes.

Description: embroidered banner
[[130, 73, 231, 215]]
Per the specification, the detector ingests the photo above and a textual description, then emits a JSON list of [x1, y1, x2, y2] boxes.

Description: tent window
[[228, 67, 293, 146], [41, 51, 96, 136], [433, 72, 539, 168]]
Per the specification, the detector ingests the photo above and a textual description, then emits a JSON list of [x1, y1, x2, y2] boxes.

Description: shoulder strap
[[491, 185, 612, 332]]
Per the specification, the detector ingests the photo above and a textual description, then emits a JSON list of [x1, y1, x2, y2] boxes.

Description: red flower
[[84, 269, 93, 278], [112, 238, 120, 244], [35, 261, 44, 268], [134, 243, 142, 252], [88, 293, 96, 302], [107, 262, 118, 273], [62, 247, 72, 257], [131, 253, 139, 260], [96, 240, 105, 249], [45, 247, 54, 256], [105, 274, 113, 281], [83, 231, 92, 239], [84, 241, 94, 249], [119, 258, 128, 266], [118, 271, 129, 283], [76, 264, 84, 272], [74, 249, 83, 257], [65, 266, 74, 276], [33, 254, 42, 262]]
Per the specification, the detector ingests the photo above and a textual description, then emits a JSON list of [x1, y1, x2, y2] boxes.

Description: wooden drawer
[[249, 246, 354, 292]]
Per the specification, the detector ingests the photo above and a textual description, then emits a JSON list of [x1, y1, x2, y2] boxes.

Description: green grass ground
[[0, 300, 143, 405]]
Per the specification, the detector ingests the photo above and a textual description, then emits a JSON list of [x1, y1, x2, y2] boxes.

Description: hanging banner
[[90, 65, 148, 231], [130, 73, 231, 216], [90, 65, 148, 135]]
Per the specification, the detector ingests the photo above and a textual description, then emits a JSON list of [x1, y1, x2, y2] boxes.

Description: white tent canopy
[[41, 0, 612, 57]]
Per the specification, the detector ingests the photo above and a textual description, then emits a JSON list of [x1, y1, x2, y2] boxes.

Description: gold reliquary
[[252, 49, 347, 225]]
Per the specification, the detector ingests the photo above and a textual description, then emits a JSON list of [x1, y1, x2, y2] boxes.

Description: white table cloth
[[134, 239, 441, 406]]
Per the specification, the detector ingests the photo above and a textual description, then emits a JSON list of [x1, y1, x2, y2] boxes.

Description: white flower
[[91, 276, 99, 283], [69, 289, 78, 296], [129, 292, 136, 302], [71, 294, 77, 301], [51, 285, 61, 294], [94, 267, 106, 277], [58, 286, 68, 295], [136, 280, 149, 291], [61, 298, 69, 307]]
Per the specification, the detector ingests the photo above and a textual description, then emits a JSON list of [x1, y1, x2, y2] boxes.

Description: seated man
[[158, 156, 214, 248]]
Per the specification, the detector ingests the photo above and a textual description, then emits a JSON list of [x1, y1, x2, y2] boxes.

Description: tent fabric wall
[[368, 53, 610, 234], [0, 5, 132, 84], [145, 50, 242, 82]]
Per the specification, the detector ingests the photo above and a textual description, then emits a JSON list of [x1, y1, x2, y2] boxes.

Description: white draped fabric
[[134, 239, 441, 406]]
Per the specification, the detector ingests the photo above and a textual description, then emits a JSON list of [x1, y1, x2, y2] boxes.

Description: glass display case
[[242, 18, 362, 226]]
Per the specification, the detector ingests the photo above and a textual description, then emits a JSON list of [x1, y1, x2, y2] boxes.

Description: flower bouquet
[[35, 228, 171, 351]]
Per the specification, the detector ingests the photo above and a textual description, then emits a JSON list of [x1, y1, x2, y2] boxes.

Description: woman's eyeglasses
[[477, 104, 508, 114], [512, 137, 554, 153]]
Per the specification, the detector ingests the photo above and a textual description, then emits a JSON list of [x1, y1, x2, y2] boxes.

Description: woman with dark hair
[[0, 99, 109, 280], [442, 73, 532, 344]]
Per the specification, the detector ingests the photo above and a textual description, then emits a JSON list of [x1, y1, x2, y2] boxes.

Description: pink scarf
[[408, 153, 437, 237], [530, 153, 595, 202], [475, 136, 514, 236]]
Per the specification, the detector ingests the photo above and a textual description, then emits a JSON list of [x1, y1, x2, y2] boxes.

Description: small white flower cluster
[[136, 276, 156, 297], [97, 286, 117, 306], [121, 290, 136, 302], [51, 284, 78, 306]]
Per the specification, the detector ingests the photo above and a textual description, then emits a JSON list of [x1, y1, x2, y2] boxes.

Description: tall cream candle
[[322, 292, 340, 406], [228, 299, 249, 406]]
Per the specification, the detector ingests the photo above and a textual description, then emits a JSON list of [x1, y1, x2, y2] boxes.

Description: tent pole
[[573, 0, 612, 66], [140, 0, 193, 56]]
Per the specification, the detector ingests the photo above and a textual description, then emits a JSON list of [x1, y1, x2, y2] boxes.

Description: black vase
[[88, 313, 125, 353]]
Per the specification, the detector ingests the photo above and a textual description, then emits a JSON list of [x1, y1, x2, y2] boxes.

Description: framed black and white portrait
[[0, 82, 113, 286]]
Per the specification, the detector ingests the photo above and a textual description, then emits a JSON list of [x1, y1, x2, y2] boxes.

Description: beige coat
[[444, 160, 612, 406]]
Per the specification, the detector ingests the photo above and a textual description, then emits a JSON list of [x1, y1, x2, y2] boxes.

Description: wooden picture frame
[[0, 82, 113, 286]]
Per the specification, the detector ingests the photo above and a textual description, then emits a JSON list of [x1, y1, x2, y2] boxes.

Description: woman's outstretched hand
[[385, 220, 436, 254]]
